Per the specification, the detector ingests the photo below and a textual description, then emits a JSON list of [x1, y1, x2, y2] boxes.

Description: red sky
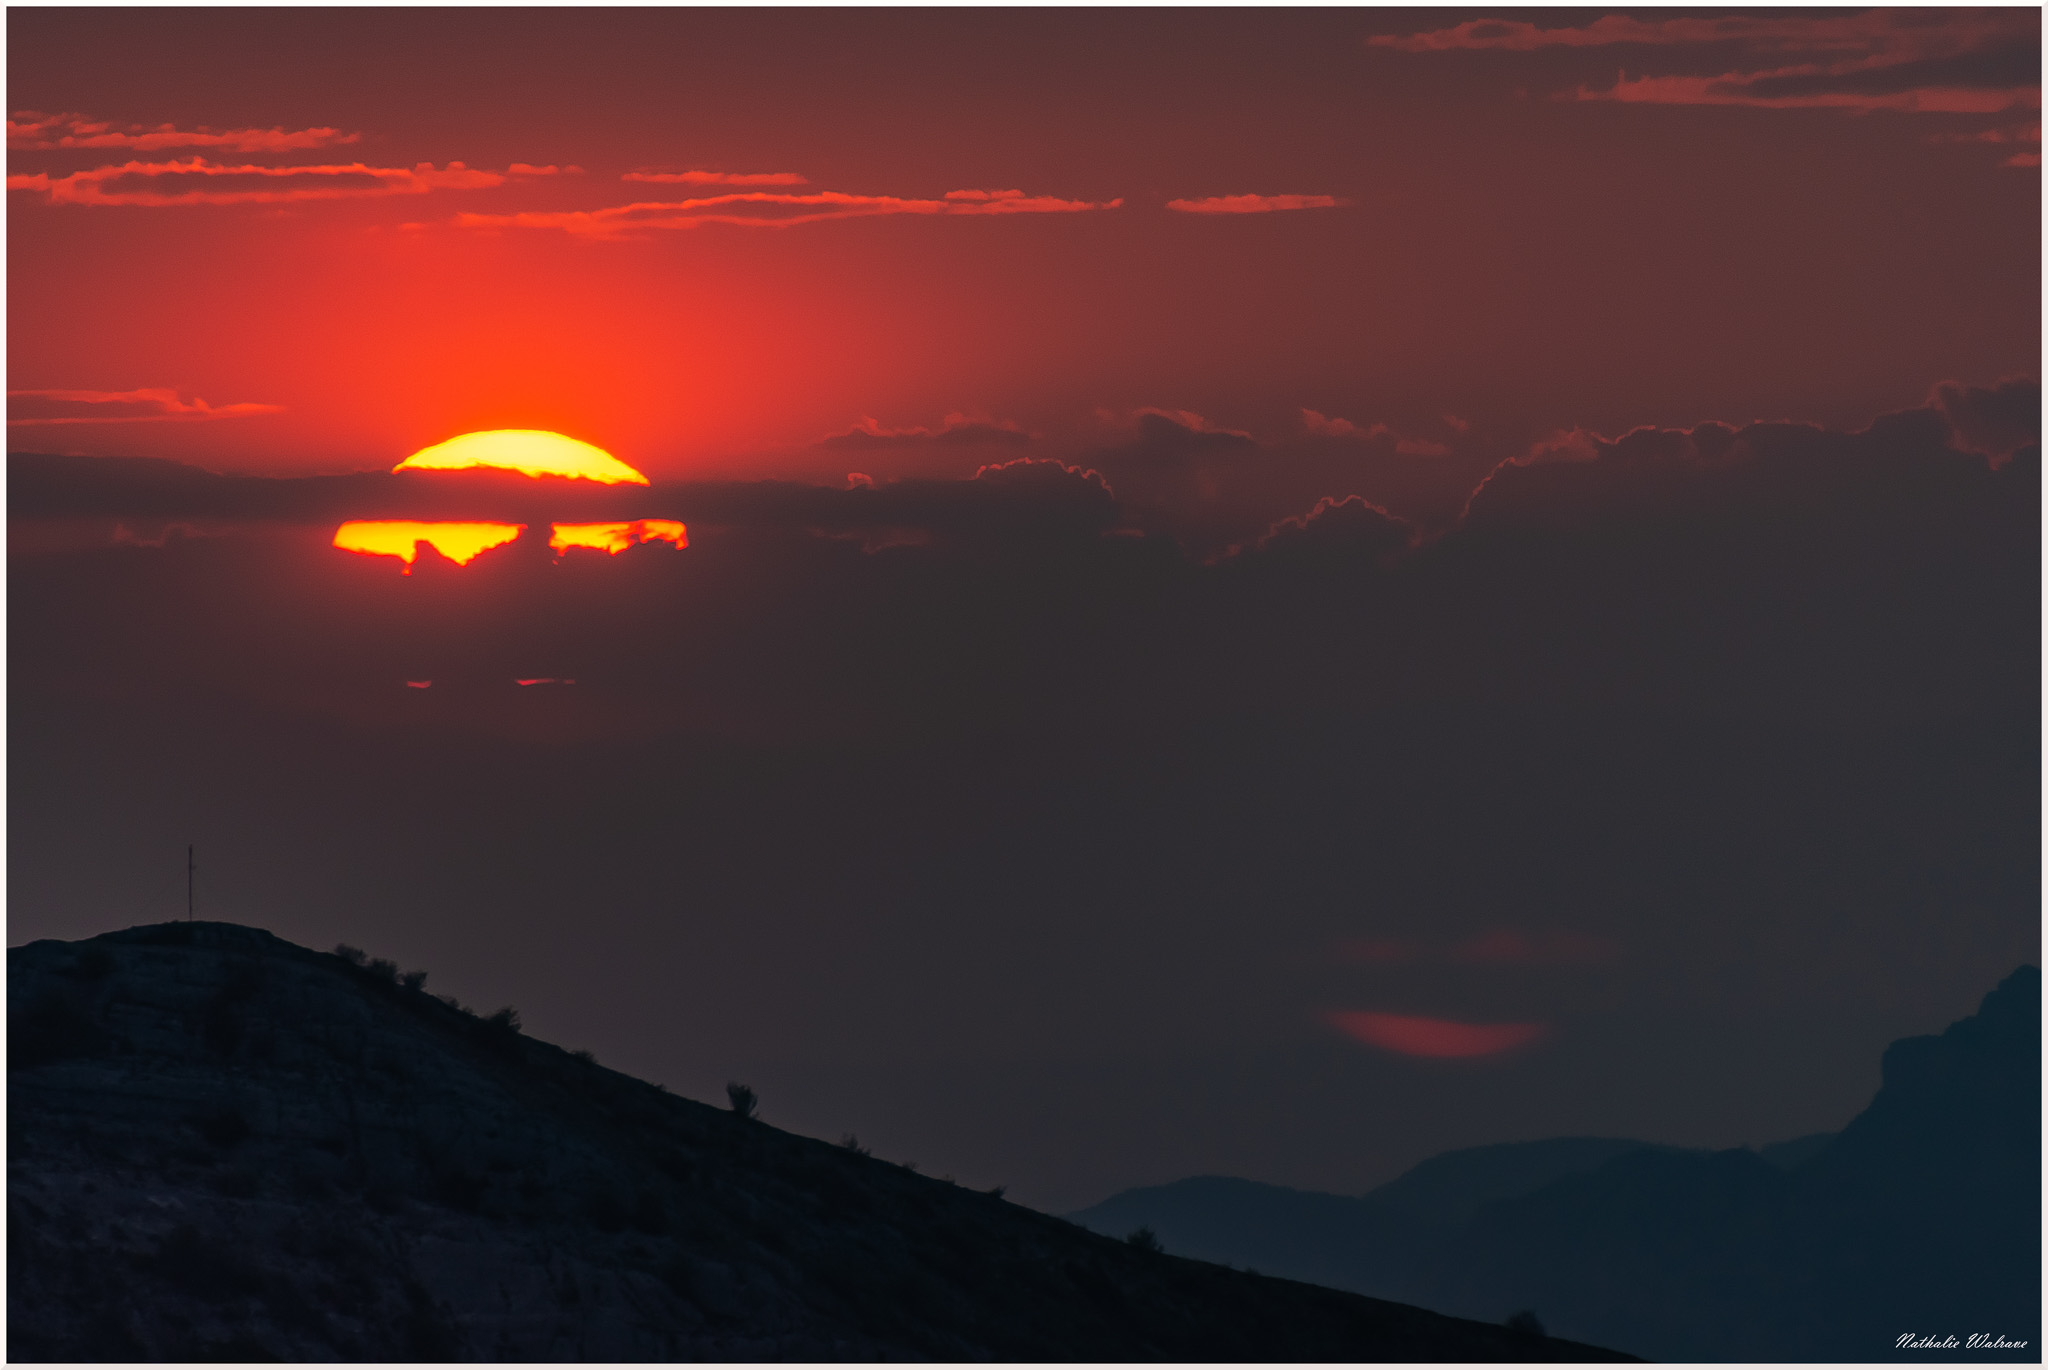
[[8, 8, 2038, 478]]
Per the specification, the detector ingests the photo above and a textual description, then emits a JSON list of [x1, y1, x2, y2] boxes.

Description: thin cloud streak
[[1167, 193, 1345, 214], [1575, 74, 2038, 116], [8, 387, 284, 425], [451, 188, 1122, 238], [1374, 10, 2040, 122], [7, 158, 507, 206], [1326, 1011, 1551, 1059], [623, 169, 808, 185], [7, 109, 359, 152]]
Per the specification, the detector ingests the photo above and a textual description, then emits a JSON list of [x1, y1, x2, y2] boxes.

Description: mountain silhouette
[[1071, 966, 2040, 1361], [8, 921, 1629, 1361]]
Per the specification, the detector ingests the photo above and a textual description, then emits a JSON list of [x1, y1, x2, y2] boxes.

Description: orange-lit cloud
[[508, 162, 584, 176], [450, 188, 1122, 238], [332, 520, 525, 573], [1326, 1011, 1550, 1059], [8, 158, 506, 207], [8, 387, 283, 425], [1301, 409, 1450, 455], [405, 680, 432, 689], [396, 430, 649, 485], [623, 169, 808, 185], [1166, 193, 1345, 214], [516, 677, 575, 686], [548, 519, 688, 556], [6, 110, 359, 152]]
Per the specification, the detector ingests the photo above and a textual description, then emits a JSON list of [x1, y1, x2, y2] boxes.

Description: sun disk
[[395, 430, 648, 485]]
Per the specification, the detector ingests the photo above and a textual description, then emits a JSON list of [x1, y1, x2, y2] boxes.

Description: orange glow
[[395, 430, 648, 484], [1325, 1011, 1550, 1058], [332, 520, 525, 572], [548, 519, 688, 556]]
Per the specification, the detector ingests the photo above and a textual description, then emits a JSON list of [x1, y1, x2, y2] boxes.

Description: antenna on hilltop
[[187, 844, 195, 922]]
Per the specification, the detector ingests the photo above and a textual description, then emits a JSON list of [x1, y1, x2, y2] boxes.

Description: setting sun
[[394, 430, 648, 485], [332, 520, 525, 572]]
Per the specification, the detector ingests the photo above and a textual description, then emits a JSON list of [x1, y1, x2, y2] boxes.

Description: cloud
[[8, 388, 283, 425], [1166, 193, 1346, 214], [1325, 1011, 1550, 1059], [1372, 10, 2040, 120], [7, 110, 358, 152], [1301, 409, 1451, 456], [507, 163, 584, 177], [1244, 494, 1414, 565], [1930, 377, 2040, 463], [449, 188, 1123, 238], [820, 413, 1034, 450], [7, 158, 506, 207], [623, 169, 808, 186]]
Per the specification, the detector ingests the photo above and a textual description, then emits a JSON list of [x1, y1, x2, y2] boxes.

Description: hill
[[7, 921, 1627, 1361]]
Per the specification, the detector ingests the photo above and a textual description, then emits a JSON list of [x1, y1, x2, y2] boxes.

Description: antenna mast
[[187, 845, 195, 922]]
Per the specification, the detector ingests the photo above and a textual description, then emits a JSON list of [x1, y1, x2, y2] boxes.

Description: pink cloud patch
[[1167, 193, 1345, 214], [1327, 1011, 1550, 1058]]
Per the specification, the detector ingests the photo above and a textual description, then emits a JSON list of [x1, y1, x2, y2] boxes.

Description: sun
[[394, 430, 649, 485]]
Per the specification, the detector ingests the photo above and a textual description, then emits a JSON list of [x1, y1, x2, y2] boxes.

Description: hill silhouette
[[1072, 967, 2040, 1360], [7, 921, 1628, 1361]]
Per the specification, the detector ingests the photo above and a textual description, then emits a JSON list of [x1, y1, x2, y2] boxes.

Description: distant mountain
[[1070, 967, 2040, 1361], [8, 922, 1627, 1361], [1065, 1138, 1693, 1298]]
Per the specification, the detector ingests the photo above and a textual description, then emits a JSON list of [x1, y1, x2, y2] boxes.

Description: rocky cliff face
[[8, 922, 1626, 1361]]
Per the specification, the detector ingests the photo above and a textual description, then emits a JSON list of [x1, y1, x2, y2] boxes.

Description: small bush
[[988, 1185, 1007, 1200], [399, 969, 428, 991], [1125, 1226, 1162, 1253], [333, 944, 367, 967], [725, 1081, 758, 1119], [365, 958, 400, 984], [838, 1133, 870, 1156], [1506, 1310, 1546, 1339], [570, 1048, 596, 1064]]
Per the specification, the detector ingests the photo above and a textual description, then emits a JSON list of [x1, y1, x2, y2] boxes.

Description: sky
[[7, 8, 2041, 1213]]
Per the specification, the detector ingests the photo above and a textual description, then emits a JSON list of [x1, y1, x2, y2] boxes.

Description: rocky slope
[[8, 922, 1627, 1361]]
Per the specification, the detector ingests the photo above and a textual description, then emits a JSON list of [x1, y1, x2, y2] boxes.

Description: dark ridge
[[8, 921, 1631, 1362]]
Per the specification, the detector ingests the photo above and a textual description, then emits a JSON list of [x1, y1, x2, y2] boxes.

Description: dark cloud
[[1930, 377, 2040, 463]]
